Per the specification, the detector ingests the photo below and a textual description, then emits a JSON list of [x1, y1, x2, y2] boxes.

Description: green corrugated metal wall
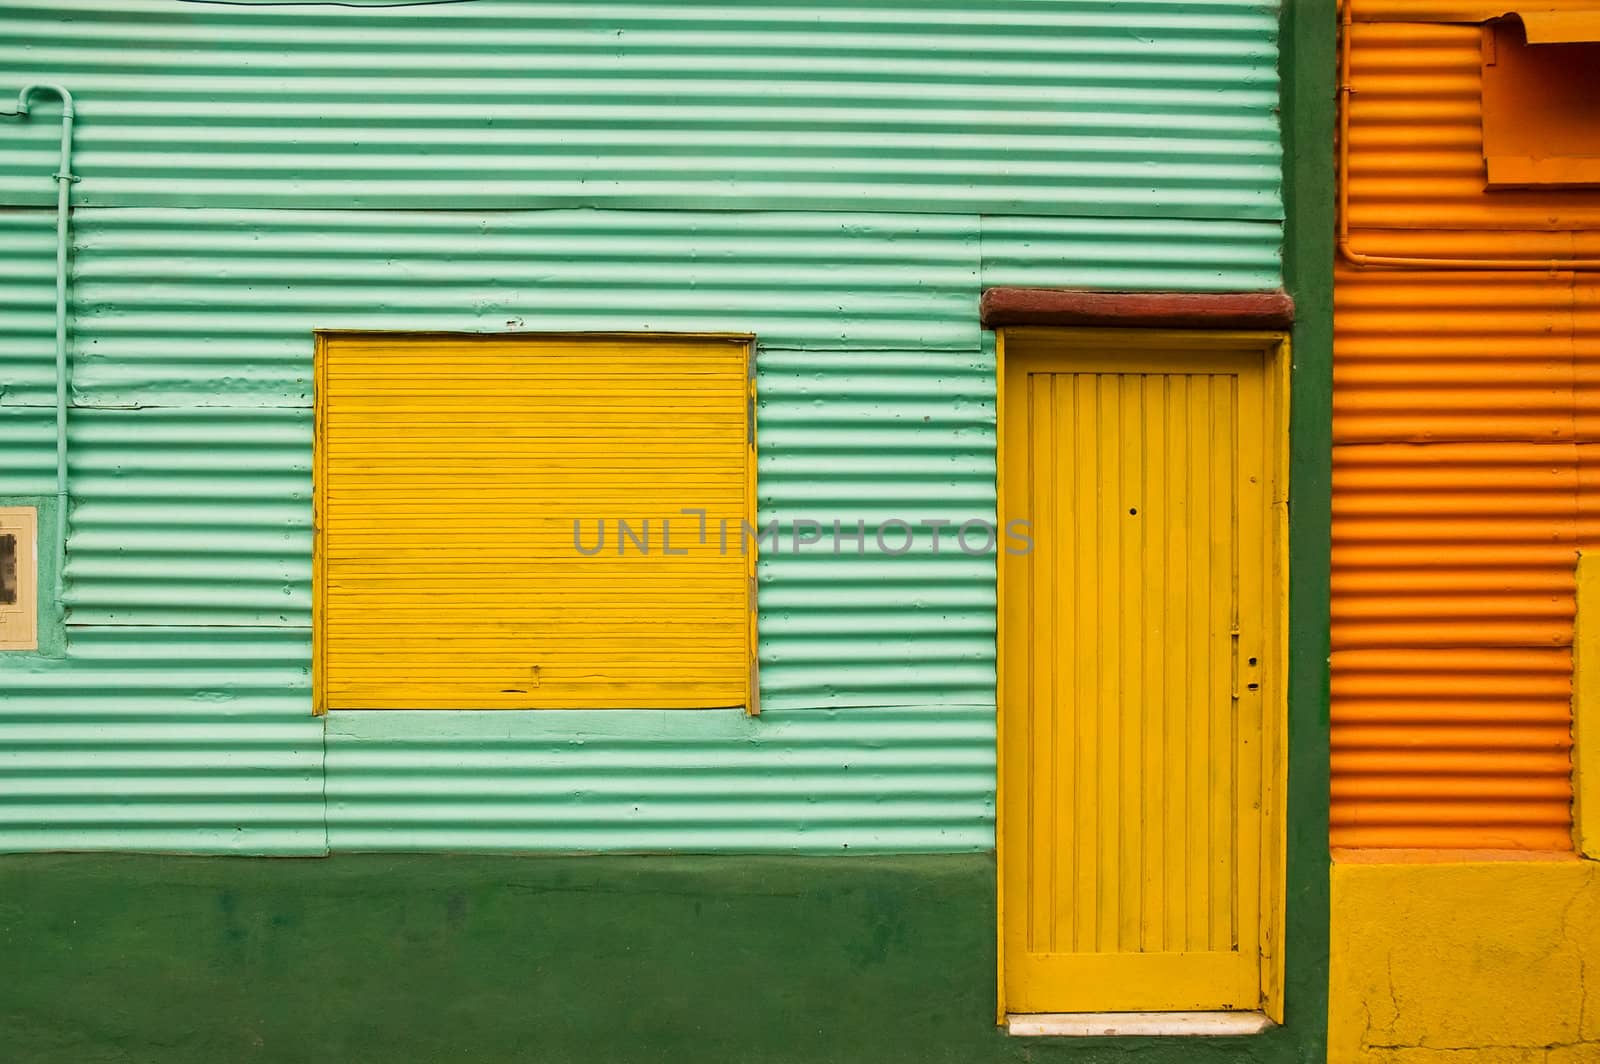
[[0, 0, 1283, 854], [0, 0, 1281, 216]]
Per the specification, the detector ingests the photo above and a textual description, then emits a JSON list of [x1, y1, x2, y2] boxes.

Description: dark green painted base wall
[[0, 854, 1319, 1063]]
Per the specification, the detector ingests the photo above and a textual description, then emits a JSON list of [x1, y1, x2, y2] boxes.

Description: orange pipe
[[1336, 0, 1600, 271]]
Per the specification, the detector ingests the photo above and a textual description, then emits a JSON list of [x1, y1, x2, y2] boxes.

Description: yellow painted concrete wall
[[1329, 858, 1600, 1062]]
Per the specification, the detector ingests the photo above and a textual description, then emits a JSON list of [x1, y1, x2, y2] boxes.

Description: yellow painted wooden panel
[[1575, 552, 1600, 859], [999, 332, 1272, 1014], [0, 506, 38, 652], [315, 333, 752, 711]]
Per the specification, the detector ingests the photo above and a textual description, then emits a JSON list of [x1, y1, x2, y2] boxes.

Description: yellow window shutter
[[314, 333, 754, 711]]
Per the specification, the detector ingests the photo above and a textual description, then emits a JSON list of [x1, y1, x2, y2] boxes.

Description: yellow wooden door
[[1000, 330, 1276, 1015]]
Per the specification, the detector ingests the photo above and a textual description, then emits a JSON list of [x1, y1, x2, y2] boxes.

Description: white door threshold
[[1007, 1011, 1275, 1038]]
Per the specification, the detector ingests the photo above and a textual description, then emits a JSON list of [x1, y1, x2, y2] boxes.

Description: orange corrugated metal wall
[[1333, 4, 1600, 848]]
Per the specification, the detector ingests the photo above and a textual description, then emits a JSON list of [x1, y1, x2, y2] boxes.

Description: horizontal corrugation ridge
[[1, 634, 997, 854], [1335, 269, 1581, 445], [1332, 15, 1596, 849], [0, 11, 1285, 849], [0, 0, 1280, 218], [758, 345, 994, 710], [0, 212, 55, 411], [1329, 306, 1591, 846], [0, 407, 55, 496], [0, 628, 325, 854], [324, 706, 994, 853], [1343, 21, 1600, 232], [0, 208, 1284, 409], [979, 215, 1281, 290], [61, 208, 977, 408], [53, 366, 999, 709], [1331, 441, 1577, 651], [62, 408, 312, 627], [1329, 648, 1574, 850]]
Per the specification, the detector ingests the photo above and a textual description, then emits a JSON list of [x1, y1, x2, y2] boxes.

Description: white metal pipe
[[6, 84, 77, 620]]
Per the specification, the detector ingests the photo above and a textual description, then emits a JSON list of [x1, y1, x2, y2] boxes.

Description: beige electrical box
[[0, 506, 39, 651]]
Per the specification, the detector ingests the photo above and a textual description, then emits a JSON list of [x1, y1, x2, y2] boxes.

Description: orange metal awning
[[1519, 9, 1600, 40], [1352, 1, 1600, 35]]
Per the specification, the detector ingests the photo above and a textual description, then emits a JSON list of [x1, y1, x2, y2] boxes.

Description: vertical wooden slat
[[1235, 360, 1267, 980], [1054, 375, 1079, 951], [1209, 374, 1238, 952], [1141, 374, 1168, 952], [1118, 373, 1144, 952], [1186, 374, 1214, 952], [1096, 373, 1121, 952], [1051, 374, 1078, 953], [1027, 373, 1056, 953], [1074, 373, 1102, 951], [1164, 373, 1192, 950]]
